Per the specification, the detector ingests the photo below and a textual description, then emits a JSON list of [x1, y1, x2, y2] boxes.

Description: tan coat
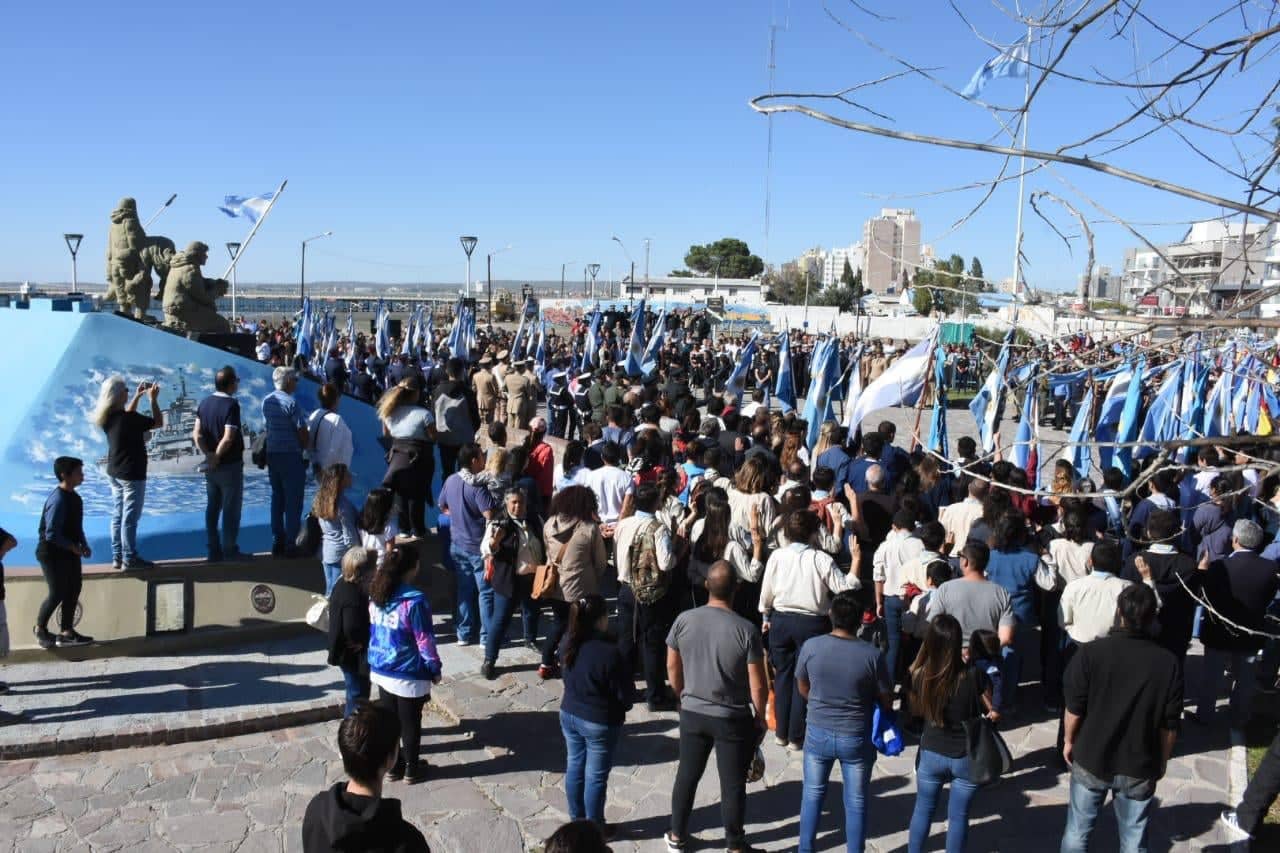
[[474, 369, 499, 419], [505, 371, 533, 429], [542, 515, 608, 602]]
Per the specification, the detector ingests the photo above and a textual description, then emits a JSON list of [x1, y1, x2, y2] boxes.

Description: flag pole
[[219, 179, 288, 280], [1010, 26, 1032, 299], [144, 194, 177, 229]]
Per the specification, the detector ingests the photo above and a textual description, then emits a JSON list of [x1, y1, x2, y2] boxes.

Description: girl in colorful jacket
[[367, 546, 442, 784]]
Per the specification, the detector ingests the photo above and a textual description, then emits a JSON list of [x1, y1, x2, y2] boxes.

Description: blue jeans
[[1060, 765, 1155, 853], [484, 582, 538, 664], [1000, 623, 1038, 711], [450, 544, 489, 646], [267, 452, 306, 547], [884, 595, 905, 685], [341, 667, 370, 718], [909, 749, 981, 853], [1196, 646, 1258, 729], [108, 476, 146, 564], [204, 462, 244, 557], [322, 562, 342, 598], [799, 725, 875, 853], [559, 709, 621, 824]]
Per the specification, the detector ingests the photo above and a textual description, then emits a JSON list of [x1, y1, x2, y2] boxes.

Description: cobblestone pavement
[[0, 635, 1242, 852]]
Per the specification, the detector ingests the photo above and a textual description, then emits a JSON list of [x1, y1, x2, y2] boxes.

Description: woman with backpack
[[907, 614, 996, 853], [558, 594, 631, 839], [479, 487, 546, 680], [539, 485, 609, 680], [377, 376, 435, 538]]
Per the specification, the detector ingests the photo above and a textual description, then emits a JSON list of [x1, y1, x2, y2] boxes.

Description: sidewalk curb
[[0, 698, 344, 760]]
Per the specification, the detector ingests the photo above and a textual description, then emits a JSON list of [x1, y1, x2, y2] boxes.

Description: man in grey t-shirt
[[665, 561, 768, 853], [926, 542, 1015, 648]]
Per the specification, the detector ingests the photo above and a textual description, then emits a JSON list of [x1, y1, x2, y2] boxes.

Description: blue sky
[[0, 1, 1272, 292]]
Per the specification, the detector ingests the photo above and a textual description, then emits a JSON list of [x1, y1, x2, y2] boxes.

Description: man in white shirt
[[614, 483, 678, 711], [873, 510, 925, 685], [940, 479, 986, 556], [1059, 539, 1134, 645], [576, 440, 634, 525], [306, 384, 354, 471]]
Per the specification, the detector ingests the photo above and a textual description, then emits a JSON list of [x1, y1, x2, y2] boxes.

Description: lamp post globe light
[[300, 231, 333, 307], [587, 263, 601, 301], [63, 233, 83, 294], [226, 242, 242, 323], [459, 235, 479, 295]]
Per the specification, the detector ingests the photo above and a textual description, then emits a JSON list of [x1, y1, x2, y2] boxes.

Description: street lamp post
[[561, 261, 575, 298], [643, 237, 651, 299], [611, 235, 636, 307], [587, 263, 601, 301], [486, 245, 512, 326], [63, 233, 83, 295], [459, 235, 478, 295], [226, 242, 242, 322], [710, 255, 723, 295], [300, 231, 333, 306]]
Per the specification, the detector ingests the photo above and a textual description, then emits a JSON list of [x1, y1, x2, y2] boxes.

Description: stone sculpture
[[162, 241, 231, 334], [105, 197, 176, 319]]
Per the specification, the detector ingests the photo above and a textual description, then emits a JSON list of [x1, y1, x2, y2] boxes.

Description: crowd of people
[[9, 306, 1280, 851]]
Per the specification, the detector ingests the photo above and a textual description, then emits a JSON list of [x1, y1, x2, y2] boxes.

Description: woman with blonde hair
[[327, 545, 375, 715], [93, 375, 163, 570], [313, 463, 360, 596], [812, 420, 841, 461], [378, 374, 435, 538], [478, 445, 512, 503]]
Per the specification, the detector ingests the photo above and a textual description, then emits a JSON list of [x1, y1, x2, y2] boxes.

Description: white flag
[[846, 328, 938, 431]]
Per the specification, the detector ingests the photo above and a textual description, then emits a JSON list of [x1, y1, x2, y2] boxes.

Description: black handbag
[[250, 432, 268, 469], [962, 671, 1012, 785], [296, 513, 323, 557]]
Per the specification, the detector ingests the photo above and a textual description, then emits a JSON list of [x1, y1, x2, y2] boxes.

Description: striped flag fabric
[[926, 340, 948, 459], [641, 309, 667, 378], [775, 331, 797, 414], [842, 344, 864, 434], [218, 191, 277, 222], [727, 332, 760, 404], [1113, 357, 1147, 477], [847, 327, 938, 431], [801, 336, 839, 452], [969, 326, 1015, 454], [1068, 384, 1094, 479], [624, 300, 647, 376]]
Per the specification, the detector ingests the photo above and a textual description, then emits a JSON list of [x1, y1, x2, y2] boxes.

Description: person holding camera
[[92, 375, 162, 570]]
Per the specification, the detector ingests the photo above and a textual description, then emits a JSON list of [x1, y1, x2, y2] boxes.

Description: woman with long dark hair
[[557, 593, 630, 838], [377, 376, 435, 538], [985, 510, 1039, 712], [908, 614, 995, 853], [358, 487, 399, 567], [686, 487, 765, 609], [367, 547, 442, 784], [479, 487, 545, 679], [313, 463, 360, 596]]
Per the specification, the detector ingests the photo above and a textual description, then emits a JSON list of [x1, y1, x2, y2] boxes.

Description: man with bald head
[[665, 560, 768, 853]]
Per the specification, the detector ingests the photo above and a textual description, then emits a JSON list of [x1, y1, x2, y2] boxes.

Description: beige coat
[[542, 515, 608, 602], [474, 369, 499, 411]]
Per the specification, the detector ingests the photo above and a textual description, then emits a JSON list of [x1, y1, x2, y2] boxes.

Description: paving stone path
[[0, 635, 1242, 852]]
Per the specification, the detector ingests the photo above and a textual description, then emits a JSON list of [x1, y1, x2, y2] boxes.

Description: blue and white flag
[[1136, 362, 1183, 461], [534, 318, 548, 379], [344, 314, 357, 375], [961, 40, 1030, 99], [218, 192, 277, 222], [775, 331, 797, 414], [624, 300, 647, 376], [842, 344, 865, 434], [847, 327, 938, 431], [584, 310, 602, 369], [511, 299, 530, 361], [1095, 367, 1132, 472], [1068, 384, 1094, 479], [969, 326, 1015, 454], [727, 332, 760, 404], [297, 298, 314, 362], [1113, 357, 1147, 477], [801, 336, 839, 452], [1010, 371, 1039, 473], [401, 307, 414, 357], [641, 309, 667, 378], [421, 306, 433, 353], [926, 341, 948, 459], [375, 299, 390, 360]]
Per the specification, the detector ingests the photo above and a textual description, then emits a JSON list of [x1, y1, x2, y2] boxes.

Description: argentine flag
[[727, 332, 761, 404], [961, 40, 1030, 99], [775, 331, 797, 414], [640, 309, 667, 378], [969, 326, 1015, 454], [624, 300, 647, 376], [218, 192, 277, 223], [847, 327, 938, 432]]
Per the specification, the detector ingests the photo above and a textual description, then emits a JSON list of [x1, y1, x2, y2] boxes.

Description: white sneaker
[[1219, 809, 1252, 841]]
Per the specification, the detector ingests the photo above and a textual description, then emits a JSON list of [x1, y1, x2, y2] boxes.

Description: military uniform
[[587, 379, 607, 425], [547, 377, 573, 438], [505, 367, 533, 430], [474, 362, 500, 424]]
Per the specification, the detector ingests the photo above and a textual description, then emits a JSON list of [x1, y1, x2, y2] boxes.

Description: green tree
[[764, 268, 808, 304], [850, 267, 865, 309], [669, 269, 694, 278], [969, 257, 986, 291], [840, 258, 855, 287], [683, 238, 765, 279], [912, 280, 934, 315]]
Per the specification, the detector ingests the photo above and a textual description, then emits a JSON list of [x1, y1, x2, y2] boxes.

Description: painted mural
[[0, 301, 391, 566]]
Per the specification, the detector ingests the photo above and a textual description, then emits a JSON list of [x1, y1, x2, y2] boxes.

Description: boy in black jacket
[[302, 704, 430, 852], [0, 527, 21, 725]]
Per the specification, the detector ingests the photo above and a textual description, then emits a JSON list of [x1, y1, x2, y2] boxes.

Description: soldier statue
[[105, 197, 176, 320], [162, 241, 231, 334]]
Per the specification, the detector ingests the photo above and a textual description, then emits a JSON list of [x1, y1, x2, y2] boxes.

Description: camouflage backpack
[[628, 518, 669, 605]]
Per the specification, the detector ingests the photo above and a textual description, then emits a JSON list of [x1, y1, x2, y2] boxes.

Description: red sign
[[1139, 295, 1159, 306]]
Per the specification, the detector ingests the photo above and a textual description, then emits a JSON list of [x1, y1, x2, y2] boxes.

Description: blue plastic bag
[[872, 705, 904, 756]]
